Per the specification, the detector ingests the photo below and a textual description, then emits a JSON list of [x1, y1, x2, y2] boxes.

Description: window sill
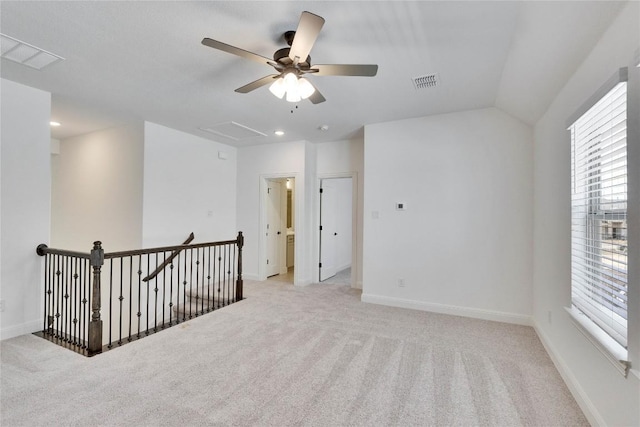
[[565, 306, 630, 377]]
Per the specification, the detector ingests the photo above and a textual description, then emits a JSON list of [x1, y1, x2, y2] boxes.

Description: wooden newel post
[[235, 231, 244, 301], [88, 241, 104, 354]]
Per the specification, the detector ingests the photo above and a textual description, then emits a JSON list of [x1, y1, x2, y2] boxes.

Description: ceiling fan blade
[[289, 11, 325, 63], [308, 86, 326, 104], [202, 38, 273, 66], [235, 75, 280, 93], [310, 64, 378, 77]]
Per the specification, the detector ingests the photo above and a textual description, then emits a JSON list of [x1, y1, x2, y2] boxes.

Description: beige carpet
[[1, 279, 587, 426]]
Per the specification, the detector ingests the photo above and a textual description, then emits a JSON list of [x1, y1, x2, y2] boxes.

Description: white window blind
[[569, 79, 628, 349]]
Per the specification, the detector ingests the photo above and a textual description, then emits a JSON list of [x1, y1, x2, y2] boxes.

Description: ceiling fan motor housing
[[273, 46, 311, 69]]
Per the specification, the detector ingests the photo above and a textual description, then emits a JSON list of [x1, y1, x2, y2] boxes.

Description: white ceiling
[[0, 1, 627, 147]]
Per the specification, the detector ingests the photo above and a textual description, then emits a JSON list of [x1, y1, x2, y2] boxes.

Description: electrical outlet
[[398, 279, 405, 287]]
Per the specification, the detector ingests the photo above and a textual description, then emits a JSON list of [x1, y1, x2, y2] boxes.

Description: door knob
[[334, 232, 338, 236], [277, 231, 281, 235]]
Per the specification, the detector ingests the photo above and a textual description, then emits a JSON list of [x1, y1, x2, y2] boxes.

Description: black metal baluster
[[46, 254, 52, 336], [202, 247, 207, 314], [137, 255, 142, 339], [56, 255, 61, 337], [62, 255, 66, 338], [127, 256, 133, 342], [214, 246, 219, 309], [178, 251, 184, 322], [128, 256, 133, 342], [51, 255, 57, 337], [202, 248, 207, 312], [153, 252, 158, 332], [83, 258, 89, 348], [65, 255, 70, 341], [221, 246, 226, 306], [161, 251, 166, 329], [146, 254, 150, 335], [227, 244, 232, 306], [68, 257, 73, 344], [73, 257, 79, 345], [118, 257, 124, 345], [68, 256, 74, 341], [227, 244, 232, 305], [169, 255, 174, 326], [206, 246, 211, 312], [79, 258, 85, 347], [188, 248, 193, 319], [227, 244, 231, 304], [108, 259, 113, 348], [217, 246, 222, 308], [58, 256, 63, 341], [195, 247, 201, 315]]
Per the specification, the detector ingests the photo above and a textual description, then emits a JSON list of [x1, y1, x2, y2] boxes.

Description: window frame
[[566, 67, 630, 377]]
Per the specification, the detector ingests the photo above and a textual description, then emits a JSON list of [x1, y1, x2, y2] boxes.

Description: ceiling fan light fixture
[[269, 77, 286, 99], [271, 72, 315, 103], [286, 89, 302, 103], [297, 77, 315, 100], [283, 72, 298, 90]]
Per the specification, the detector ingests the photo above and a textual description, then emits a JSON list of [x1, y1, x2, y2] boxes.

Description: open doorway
[[265, 177, 295, 284], [319, 177, 353, 284]]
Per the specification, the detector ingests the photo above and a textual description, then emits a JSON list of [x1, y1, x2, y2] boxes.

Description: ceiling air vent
[[200, 121, 266, 141], [1, 33, 64, 70], [412, 73, 439, 90]]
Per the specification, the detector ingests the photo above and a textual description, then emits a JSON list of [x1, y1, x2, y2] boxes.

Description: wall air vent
[[200, 121, 267, 141], [1, 33, 64, 70], [412, 73, 439, 90]]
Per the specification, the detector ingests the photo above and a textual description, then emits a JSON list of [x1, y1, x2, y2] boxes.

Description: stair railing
[[142, 232, 194, 282], [35, 232, 244, 356]]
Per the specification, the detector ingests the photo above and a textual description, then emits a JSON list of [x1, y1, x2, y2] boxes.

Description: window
[[569, 69, 628, 365]]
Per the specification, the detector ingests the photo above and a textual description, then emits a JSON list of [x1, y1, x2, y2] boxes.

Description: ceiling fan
[[201, 11, 378, 104]]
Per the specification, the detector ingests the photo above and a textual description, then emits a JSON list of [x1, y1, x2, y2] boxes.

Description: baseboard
[[1, 319, 41, 341], [336, 263, 351, 273], [242, 273, 260, 281], [360, 293, 532, 326], [532, 320, 604, 427]]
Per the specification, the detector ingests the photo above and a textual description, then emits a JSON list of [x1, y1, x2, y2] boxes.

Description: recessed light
[[319, 125, 329, 131], [50, 121, 61, 127], [274, 130, 285, 136]]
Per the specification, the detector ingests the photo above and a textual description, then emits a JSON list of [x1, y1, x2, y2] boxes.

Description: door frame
[[258, 173, 298, 283], [316, 172, 359, 288]]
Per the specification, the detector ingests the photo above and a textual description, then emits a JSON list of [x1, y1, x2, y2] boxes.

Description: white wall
[[532, 2, 639, 425], [0, 79, 51, 339], [142, 122, 237, 247], [236, 141, 315, 284], [362, 107, 533, 325], [317, 138, 364, 287], [51, 124, 144, 252]]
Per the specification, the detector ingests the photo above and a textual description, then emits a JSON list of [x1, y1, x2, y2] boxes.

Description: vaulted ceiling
[[0, 1, 626, 146]]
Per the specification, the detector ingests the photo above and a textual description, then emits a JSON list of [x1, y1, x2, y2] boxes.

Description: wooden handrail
[[142, 232, 194, 282], [36, 244, 91, 259]]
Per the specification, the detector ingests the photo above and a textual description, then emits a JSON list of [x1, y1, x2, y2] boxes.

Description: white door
[[266, 180, 282, 277], [319, 179, 337, 281]]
